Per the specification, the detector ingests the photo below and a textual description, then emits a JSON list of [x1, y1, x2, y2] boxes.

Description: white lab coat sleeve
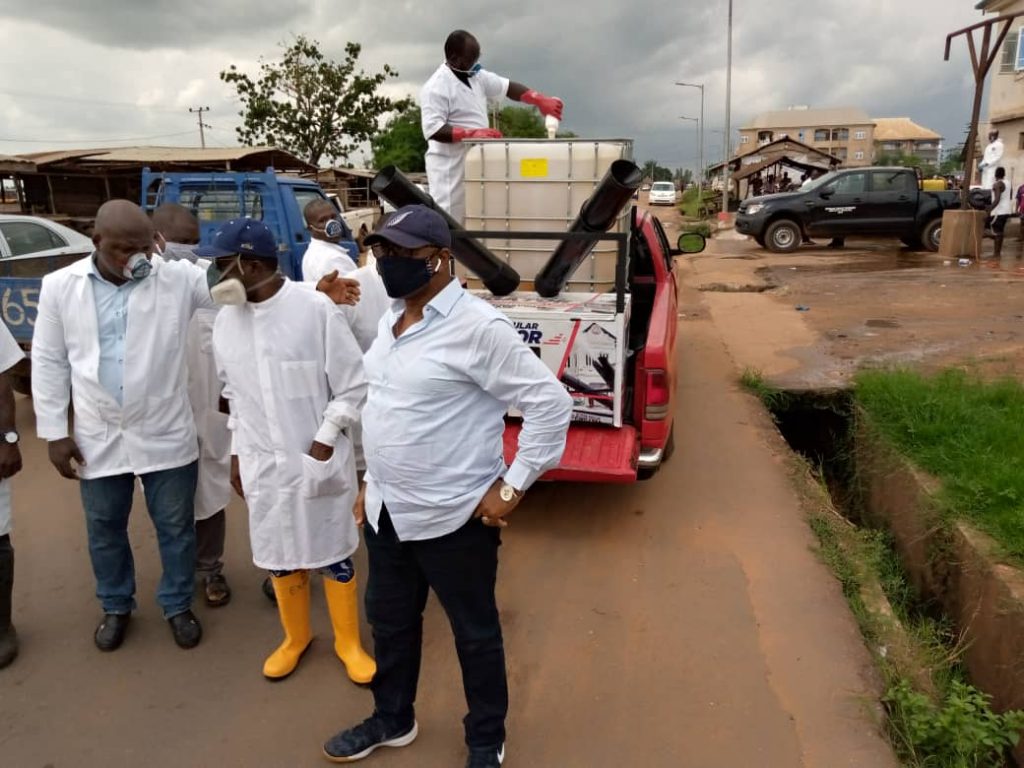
[[479, 70, 510, 102], [187, 260, 216, 312], [421, 81, 450, 139], [31, 274, 72, 440], [466, 316, 573, 491], [0, 324, 23, 375], [313, 303, 368, 446]]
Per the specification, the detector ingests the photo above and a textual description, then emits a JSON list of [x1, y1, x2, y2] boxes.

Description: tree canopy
[[372, 105, 428, 173], [221, 36, 409, 166]]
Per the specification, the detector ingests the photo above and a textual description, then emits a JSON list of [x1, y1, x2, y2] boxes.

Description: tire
[[764, 220, 802, 253], [921, 218, 942, 252], [900, 235, 923, 250]]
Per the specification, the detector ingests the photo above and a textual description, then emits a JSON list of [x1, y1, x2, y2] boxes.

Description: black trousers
[[365, 505, 507, 749]]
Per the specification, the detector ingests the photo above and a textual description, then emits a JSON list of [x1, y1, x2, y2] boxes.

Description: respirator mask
[[123, 253, 152, 281], [447, 61, 482, 77], [206, 256, 279, 306]]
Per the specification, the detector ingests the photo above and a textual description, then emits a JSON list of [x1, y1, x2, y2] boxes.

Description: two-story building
[[978, 0, 1024, 190], [738, 106, 876, 167], [872, 118, 943, 165]]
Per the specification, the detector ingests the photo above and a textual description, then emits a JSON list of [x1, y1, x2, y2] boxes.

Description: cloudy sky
[[0, 0, 988, 171]]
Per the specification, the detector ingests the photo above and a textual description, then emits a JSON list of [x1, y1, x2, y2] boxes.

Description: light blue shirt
[[87, 256, 137, 406], [361, 279, 574, 541]]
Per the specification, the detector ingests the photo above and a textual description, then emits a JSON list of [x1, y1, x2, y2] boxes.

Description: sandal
[[204, 574, 232, 608]]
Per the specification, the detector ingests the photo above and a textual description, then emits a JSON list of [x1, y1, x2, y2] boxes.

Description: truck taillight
[[645, 369, 670, 420]]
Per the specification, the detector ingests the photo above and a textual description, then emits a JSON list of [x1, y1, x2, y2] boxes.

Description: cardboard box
[[475, 291, 631, 427]]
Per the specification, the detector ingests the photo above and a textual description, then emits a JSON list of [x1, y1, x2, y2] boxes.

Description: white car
[[0, 214, 93, 260], [648, 182, 679, 206]]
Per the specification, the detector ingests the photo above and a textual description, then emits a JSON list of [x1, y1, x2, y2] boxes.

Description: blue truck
[[0, 168, 357, 391]]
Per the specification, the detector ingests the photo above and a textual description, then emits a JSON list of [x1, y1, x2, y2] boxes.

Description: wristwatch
[[2, 431, 17, 445], [499, 481, 523, 503]]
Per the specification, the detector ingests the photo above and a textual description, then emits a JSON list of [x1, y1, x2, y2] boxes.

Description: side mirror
[[674, 232, 707, 255], [819, 190, 833, 199]]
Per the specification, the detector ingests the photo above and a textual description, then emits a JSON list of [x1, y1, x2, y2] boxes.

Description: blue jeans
[[79, 462, 198, 618]]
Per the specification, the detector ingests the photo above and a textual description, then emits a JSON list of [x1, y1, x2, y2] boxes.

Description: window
[[179, 185, 265, 221], [291, 187, 331, 216], [1019, 132, 1024, 151], [854, 130, 866, 140], [832, 128, 850, 141], [833, 147, 849, 161], [871, 171, 914, 193], [740, 135, 750, 144], [854, 151, 865, 161], [1000, 30, 1020, 73], [814, 129, 829, 142], [825, 172, 867, 195], [757, 130, 774, 144], [0, 221, 67, 257]]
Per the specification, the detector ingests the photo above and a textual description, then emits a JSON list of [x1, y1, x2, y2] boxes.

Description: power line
[[189, 106, 211, 148], [0, 130, 199, 144], [0, 87, 193, 115]]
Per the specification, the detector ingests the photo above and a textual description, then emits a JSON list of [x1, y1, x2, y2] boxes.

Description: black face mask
[[377, 254, 437, 299]]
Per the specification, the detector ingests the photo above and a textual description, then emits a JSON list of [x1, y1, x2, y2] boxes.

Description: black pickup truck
[[735, 167, 963, 253]]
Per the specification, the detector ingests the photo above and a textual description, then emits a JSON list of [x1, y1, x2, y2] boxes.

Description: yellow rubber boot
[[263, 571, 313, 680], [323, 577, 376, 684]]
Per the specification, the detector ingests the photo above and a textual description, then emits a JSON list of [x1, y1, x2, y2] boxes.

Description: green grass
[[679, 186, 715, 219], [855, 369, 1024, 563], [739, 368, 792, 412]]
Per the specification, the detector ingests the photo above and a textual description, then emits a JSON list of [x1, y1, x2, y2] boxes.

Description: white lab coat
[[420, 63, 509, 222], [302, 238, 358, 282], [980, 138, 1004, 189], [32, 255, 214, 479], [212, 281, 366, 570], [0, 324, 23, 536], [337, 266, 391, 354]]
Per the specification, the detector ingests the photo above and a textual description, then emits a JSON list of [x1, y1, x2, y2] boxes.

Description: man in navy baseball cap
[[196, 217, 279, 261], [365, 205, 452, 252]]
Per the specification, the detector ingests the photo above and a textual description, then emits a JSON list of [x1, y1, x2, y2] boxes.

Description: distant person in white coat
[[980, 129, 1004, 190], [152, 203, 233, 608], [205, 218, 375, 684], [420, 29, 564, 223], [32, 200, 214, 652], [302, 199, 359, 280]]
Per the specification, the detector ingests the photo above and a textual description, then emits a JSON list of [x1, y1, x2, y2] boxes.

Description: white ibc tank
[[462, 139, 634, 292]]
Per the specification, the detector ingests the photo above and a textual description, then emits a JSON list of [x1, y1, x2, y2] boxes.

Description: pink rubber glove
[[452, 127, 504, 142], [521, 90, 564, 120]]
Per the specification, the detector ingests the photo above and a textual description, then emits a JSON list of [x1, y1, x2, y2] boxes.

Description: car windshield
[[651, 183, 674, 192], [800, 172, 838, 192]]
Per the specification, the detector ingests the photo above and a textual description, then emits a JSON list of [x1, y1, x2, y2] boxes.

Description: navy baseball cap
[[195, 217, 278, 260], [364, 205, 451, 250]]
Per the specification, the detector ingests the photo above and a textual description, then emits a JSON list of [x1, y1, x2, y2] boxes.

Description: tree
[[372, 105, 427, 172], [497, 106, 546, 138], [641, 159, 673, 182], [673, 168, 694, 188], [221, 36, 409, 166]]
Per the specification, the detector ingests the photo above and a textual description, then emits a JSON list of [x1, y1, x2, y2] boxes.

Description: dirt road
[[0, 216, 896, 767]]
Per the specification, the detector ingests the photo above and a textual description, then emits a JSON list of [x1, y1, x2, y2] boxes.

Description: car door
[[0, 220, 68, 258], [867, 171, 918, 234], [806, 172, 868, 237]]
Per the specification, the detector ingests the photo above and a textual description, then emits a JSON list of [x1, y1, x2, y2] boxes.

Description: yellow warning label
[[520, 158, 549, 178]]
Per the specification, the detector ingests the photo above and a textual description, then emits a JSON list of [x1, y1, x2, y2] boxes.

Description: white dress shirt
[[362, 279, 573, 541], [32, 255, 215, 479], [0, 323, 22, 536], [302, 238, 358, 282]]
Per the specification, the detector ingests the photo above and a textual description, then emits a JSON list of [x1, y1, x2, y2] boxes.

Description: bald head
[[304, 199, 335, 226], [152, 203, 199, 245], [95, 200, 153, 241], [93, 200, 155, 283]]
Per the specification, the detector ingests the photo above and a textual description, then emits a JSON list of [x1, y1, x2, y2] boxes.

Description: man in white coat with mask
[[420, 29, 564, 223], [205, 218, 376, 684], [980, 129, 1005, 190], [152, 203, 232, 608], [31, 200, 214, 652], [302, 199, 360, 281]]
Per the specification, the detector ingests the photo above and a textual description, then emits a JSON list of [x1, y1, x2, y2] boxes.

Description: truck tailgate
[[503, 422, 639, 483]]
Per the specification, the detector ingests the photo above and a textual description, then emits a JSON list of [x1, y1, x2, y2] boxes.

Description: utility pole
[[676, 81, 705, 196], [189, 106, 211, 149], [722, 0, 733, 216], [679, 116, 699, 190]]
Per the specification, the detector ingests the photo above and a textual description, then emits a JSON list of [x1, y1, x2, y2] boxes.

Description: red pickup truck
[[502, 210, 701, 483]]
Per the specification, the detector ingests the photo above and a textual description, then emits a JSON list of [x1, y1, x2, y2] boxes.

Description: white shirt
[[213, 280, 366, 570], [302, 238, 358, 282], [31, 255, 214, 479], [420, 63, 509, 222], [362, 279, 573, 541], [337, 265, 391, 353], [0, 322, 23, 537], [993, 179, 1014, 216]]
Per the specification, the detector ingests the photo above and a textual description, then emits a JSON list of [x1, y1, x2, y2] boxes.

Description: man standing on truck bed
[[152, 203, 233, 608], [321, 205, 573, 767], [420, 29, 564, 223], [31, 200, 215, 652]]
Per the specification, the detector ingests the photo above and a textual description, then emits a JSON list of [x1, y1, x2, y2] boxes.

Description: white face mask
[[123, 252, 152, 281], [159, 241, 199, 263], [207, 256, 281, 306]]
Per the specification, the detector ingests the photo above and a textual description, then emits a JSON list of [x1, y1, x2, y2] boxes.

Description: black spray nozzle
[[533, 159, 643, 298], [370, 166, 521, 296]]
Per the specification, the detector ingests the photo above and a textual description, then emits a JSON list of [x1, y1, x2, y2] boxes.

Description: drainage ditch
[[756, 385, 1024, 767]]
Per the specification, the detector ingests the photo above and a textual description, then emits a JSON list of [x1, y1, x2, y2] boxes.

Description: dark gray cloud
[[0, 0, 989, 172]]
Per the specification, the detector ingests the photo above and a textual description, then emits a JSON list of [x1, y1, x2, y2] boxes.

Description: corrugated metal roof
[[21, 145, 312, 170], [0, 154, 34, 173], [744, 106, 873, 129], [872, 118, 942, 142]]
